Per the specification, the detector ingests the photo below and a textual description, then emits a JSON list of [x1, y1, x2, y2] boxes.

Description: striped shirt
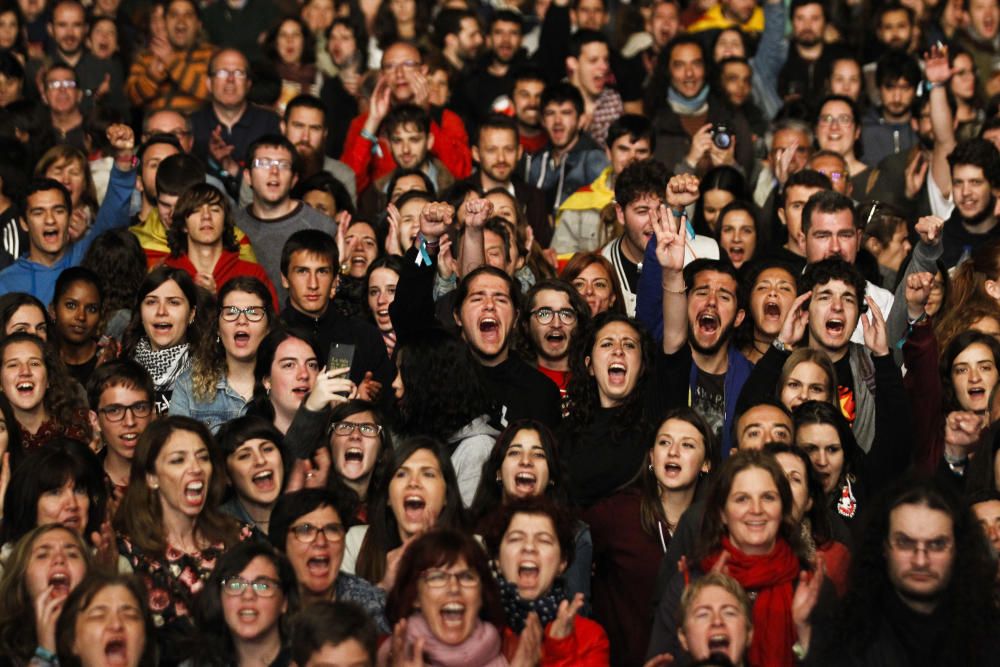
[[126, 43, 215, 113]]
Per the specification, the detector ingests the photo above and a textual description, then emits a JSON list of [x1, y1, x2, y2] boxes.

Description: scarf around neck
[[403, 613, 507, 667], [667, 85, 709, 115], [133, 338, 189, 389], [701, 536, 801, 667], [493, 564, 566, 633]]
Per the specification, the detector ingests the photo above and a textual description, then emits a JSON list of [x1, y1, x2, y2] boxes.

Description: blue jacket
[[0, 165, 136, 304], [522, 132, 610, 213], [169, 368, 250, 433]]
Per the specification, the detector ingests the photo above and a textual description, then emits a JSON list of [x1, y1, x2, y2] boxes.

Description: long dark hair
[[467, 419, 569, 527], [793, 400, 864, 497], [190, 542, 299, 665], [372, 0, 430, 50], [247, 326, 323, 421], [940, 330, 1000, 413], [393, 331, 494, 445], [81, 229, 148, 315], [763, 442, 835, 547], [167, 183, 239, 258], [564, 312, 656, 442], [514, 278, 592, 361], [355, 437, 468, 586], [0, 292, 51, 336], [827, 476, 998, 664], [691, 166, 747, 237], [326, 399, 394, 503], [122, 267, 214, 358]]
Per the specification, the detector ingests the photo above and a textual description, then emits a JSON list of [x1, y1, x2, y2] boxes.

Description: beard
[[957, 194, 997, 226], [688, 320, 736, 356], [796, 32, 821, 47], [297, 146, 323, 178]]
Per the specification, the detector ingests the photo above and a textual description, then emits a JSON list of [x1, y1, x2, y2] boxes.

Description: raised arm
[[925, 44, 956, 198]]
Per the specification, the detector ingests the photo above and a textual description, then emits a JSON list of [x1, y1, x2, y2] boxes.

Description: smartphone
[[328, 343, 355, 373]]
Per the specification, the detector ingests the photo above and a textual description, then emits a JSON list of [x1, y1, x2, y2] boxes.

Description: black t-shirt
[[693, 370, 727, 444]]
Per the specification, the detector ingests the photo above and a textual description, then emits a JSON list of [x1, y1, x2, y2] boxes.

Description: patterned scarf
[[493, 563, 566, 633], [133, 338, 189, 390]]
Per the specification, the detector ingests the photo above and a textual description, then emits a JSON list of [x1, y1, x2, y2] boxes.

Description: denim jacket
[[169, 368, 249, 433]]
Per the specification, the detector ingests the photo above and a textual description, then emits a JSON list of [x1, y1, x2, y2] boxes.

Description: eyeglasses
[[220, 305, 266, 322], [820, 170, 846, 182], [221, 576, 281, 597], [289, 522, 345, 543], [212, 68, 248, 80], [530, 307, 578, 325], [382, 59, 419, 72], [98, 401, 153, 422], [329, 421, 382, 437], [421, 569, 480, 588], [888, 534, 953, 556], [252, 158, 293, 171], [46, 80, 77, 90], [818, 114, 854, 127]]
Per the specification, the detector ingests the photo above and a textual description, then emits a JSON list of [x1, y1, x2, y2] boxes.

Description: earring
[[648, 464, 653, 471], [495, 474, 502, 485]]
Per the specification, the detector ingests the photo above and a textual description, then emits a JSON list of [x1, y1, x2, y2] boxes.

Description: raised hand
[[364, 77, 393, 133], [904, 272, 935, 319], [792, 556, 825, 654], [464, 198, 494, 231], [90, 520, 118, 572], [549, 593, 585, 640], [335, 210, 353, 264], [904, 151, 929, 199], [777, 291, 812, 349], [665, 173, 701, 209], [357, 370, 382, 402], [915, 215, 944, 246], [304, 366, 357, 412], [944, 411, 987, 451], [510, 613, 543, 667], [389, 619, 425, 667], [209, 125, 238, 174], [419, 202, 455, 244], [652, 204, 686, 274], [404, 66, 430, 109], [773, 138, 799, 186], [106, 123, 136, 167], [923, 42, 953, 84], [437, 235, 458, 279], [861, 297, 889, 357], [386, 203, 403, 256], [35, 586, 65, 653]]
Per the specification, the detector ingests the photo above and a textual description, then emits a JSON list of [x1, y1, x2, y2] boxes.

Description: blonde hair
[[33, 145, 99, 211], [777, 348, 839, 407], [679, 571, 753, 628]]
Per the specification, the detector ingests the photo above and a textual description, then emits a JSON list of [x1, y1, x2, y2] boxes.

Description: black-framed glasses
[[421, 569, 480, 588], [887, 534, 953, 556], [289, 522, 345, 543], [221, 305, 266, 322], [98, 401, 153, 422], [329, 421, 382, 437], [221, 576, 280, 597], [530, 307, 577, 325]]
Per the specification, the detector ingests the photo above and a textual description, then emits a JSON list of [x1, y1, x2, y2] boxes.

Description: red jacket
[[341, 109, 472, 194], [502, 617, 610, 667], [164, 251, 280, 312]]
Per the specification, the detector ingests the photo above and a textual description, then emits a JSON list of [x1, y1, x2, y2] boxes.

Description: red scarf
[[701, 536, 800, 667]]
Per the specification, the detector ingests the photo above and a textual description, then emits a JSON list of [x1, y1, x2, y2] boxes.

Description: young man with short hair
[[511, 68, 548, 154], [87, 360, 156, 498], [553, 114, 653, 255], [235, 135, 330, 302], [861, 50, 921, 167], [771, 169, 831, 272], [0, 124, 136, 303], [566, 30, 623, 147], [523, 82, 609, 213], [278, 229, 394, 393], [935, 138, 1000, 268]]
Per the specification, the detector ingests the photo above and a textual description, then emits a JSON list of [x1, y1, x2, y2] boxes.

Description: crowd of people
[[1, 0, 1000, 664]]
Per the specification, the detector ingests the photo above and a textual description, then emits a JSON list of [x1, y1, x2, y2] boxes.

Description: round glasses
[[530, 307, 577, 325], [329, 421, 382, 437]]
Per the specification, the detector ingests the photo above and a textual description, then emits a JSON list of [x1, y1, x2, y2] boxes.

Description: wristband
[[34, 647, 57, 664], [360, 129, 384, 158]]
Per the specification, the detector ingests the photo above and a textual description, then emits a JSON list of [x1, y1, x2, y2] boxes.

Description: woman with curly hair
[[0, 333, 90, 449], [81, 229, 148, 343], [170, 277, 275, 432], [392, 331, 498, 506], [0, 524, 93, 665], [122, 267, 216, 415]]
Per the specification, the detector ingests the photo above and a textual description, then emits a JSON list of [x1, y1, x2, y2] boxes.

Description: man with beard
[[864, 3, 918, 66], [554, 114, 654, 255], [131, 133, 182, 228], [860, 51, 921, 168], [523, 82, 609, 213], [511, 68, 547, 154], [388, 200, 561, 429], [654, 222, 750, 455], [466, 114, 548, 246], [796, 477, 1000, 665], [519, 279, 590, 407], [191, 48, 281, 194], [453, 9, 528, 134], [126, 0, 214, 113], [433, 8, 483, 75], [777, 0, 849, 104], [935, 138, 1000, 268], [342, 41, 471, 195], [279, 95, 356, 204], [39, 0, 125, 114]]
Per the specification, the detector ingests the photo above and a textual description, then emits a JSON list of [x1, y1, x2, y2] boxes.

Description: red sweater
[[164, 251, 280, 312], [502, 616, 610, 667], [341, 109, 472, 194]]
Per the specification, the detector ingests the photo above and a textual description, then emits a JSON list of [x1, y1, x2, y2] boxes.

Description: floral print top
[[117, 525, 252, 629]]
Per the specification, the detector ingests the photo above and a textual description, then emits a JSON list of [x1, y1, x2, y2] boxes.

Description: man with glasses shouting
[[234, 135, 331, 304], [342, 41, 472, 194], [790, 476, 1000, 664]]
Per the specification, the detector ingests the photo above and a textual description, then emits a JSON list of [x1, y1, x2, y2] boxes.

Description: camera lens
[[712, 127, 732, 149]]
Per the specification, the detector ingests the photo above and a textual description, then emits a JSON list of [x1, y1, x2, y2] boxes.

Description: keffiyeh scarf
[[133, 338, 189, 390]]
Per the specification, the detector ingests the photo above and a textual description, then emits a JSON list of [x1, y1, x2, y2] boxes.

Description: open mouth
[[763, 301, 782, 319], [344, 448, 364, 462], [514, 472, 536, 492], [663, 462, 682, 477], [184, 480, 205, 505], [307, 554, 330, 576], [729, 246, 744, 260], [440, 602, 466, 625], [291, 385, 310, 399], [350, 255, 367, 268], [825, 319, 845, 336], [969, 387, 986, 401], [517, 561, 539, 586], [403, 495, 426, 522], [49, 571, 71, 595], [697, 313, 720, 334], [104, 638, 128, 665], [251, 470, 275, 491], [233, 331, 251, 345], [42, 228, 59, 242], [237, 608, 259, 621], [15, 381, 34, 395], [608, 362, 627, 385], [152, 322, 173, 334], [708, 634, 731, 652], [544, 330, 566, 344]]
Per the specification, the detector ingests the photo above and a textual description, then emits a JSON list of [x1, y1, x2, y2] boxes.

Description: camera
[[711, 124, 732, 150]]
